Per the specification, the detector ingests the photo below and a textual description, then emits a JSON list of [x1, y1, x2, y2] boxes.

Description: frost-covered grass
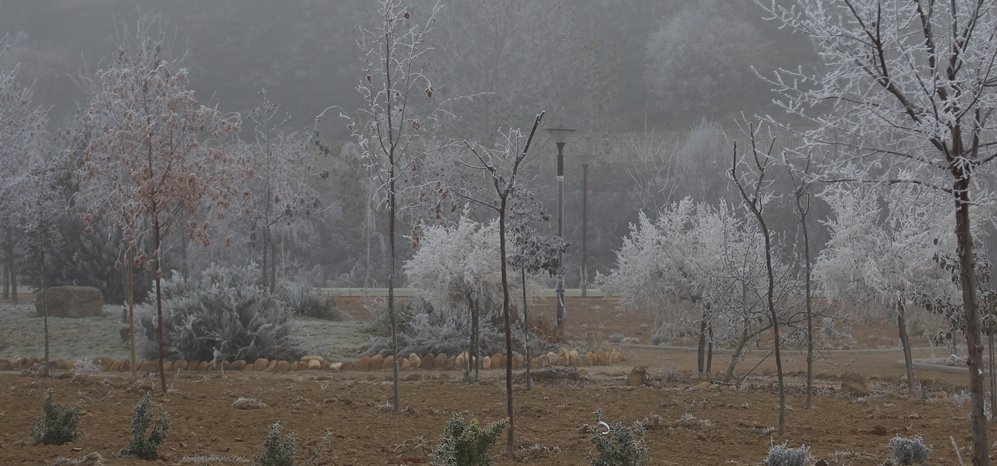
[[0, 302, 366, 362], [0, 303, 126, 360]]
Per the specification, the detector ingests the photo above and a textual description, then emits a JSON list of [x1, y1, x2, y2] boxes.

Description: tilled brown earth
[[0, 368, 990, 465]]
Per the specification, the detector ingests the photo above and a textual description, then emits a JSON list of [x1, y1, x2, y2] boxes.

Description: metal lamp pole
[[547, 127, 574, 332]]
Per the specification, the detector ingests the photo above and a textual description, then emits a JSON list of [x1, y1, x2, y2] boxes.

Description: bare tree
[[80, 16, 245, 393], [759, 1, 997, 459], [455, 112, 544, 451], [730, 122, 786, 435]]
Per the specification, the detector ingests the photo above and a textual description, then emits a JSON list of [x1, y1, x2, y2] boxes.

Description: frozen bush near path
[[137, 265, 298, 362]]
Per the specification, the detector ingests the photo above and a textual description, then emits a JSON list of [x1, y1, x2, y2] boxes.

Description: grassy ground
[[0, 302, 366, 362]]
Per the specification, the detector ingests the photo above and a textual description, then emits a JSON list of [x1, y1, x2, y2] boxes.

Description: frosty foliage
[[363, 298, 528, 357], [598, 198, 780, 343], [79, 14, 245, 263], [889, 435, 930, 465], [242, 90, 323, 291], [814, 184, 959, 314], [137, 265, 296, 362], [764, 443, 809, 466]]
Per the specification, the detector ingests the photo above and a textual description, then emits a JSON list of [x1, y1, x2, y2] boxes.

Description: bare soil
[[0, 296, 991, 465]]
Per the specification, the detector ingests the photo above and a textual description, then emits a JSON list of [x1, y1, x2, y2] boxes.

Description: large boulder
[[35, 286, 104, 317]]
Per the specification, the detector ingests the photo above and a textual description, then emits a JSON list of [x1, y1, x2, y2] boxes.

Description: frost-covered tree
[[80, 16, 244, 393], [404, 215, 504, 380], [0, 46, 48, 300], [816, 183, 956, 395], [244, 90, 322, 292], [336, 0, 454, 412], [759, 1, 997, 459]]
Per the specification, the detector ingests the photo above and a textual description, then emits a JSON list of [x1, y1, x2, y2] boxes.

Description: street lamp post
[[546, 126, 574, 332], [575, 148, 597, 298]]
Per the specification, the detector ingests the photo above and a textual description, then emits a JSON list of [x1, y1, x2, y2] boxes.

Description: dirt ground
[[0, 296, 992, 465]]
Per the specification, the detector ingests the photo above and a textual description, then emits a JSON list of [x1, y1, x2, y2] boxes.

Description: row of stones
[[0, 347, 624, 374]]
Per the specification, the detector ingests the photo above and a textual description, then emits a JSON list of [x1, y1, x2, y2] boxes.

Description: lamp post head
[[546, 127, 575, 145]]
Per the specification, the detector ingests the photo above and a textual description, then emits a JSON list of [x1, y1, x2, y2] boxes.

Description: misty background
[[0, 0, 820, 291]]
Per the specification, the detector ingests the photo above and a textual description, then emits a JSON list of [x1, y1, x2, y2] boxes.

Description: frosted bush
[[363, 298, 536, 356], [889, 435, 930, 465], [765, 443, 809, 466], [72, 358, 102, 376], [278, 281, 339, 320], [431, 413, 507, 466], [138, 265, 297, 362]]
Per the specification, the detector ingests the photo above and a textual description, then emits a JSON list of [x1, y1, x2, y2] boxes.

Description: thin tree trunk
[[499, 199, 514, 452], [388, 169, 399, 411], [522, 268, 532, 391], [261, 225, 270, 289], [706, 324, 713, 375], [127, 248, 137, 379], [40, 253, 49, 377], [953, 180, 988, 465], [153, 218, 167, 394], [988, 330, 996, 422], [724, 323, 770, 383], [800, 202, 814, 410], [898, 299, 916, 395], [697, 318, 707, 376], [269, 240, 278, 294], [473, 297, 479, 381]]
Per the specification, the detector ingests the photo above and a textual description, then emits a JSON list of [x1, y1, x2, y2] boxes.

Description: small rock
[[232, 397, 267, 410], [174, 360, 188, 371], [482, 356, 491, 369], [434, 353, 449, 370], [626, 366, 649, 386], [408, 353, 421, 369], [275, 361, 292, 372], [355, 356, 370, 370], [382, 355, 395, 370], [421, 353, 435, 369], [253, 358, 269, 371], [329, 362, 343, 372], [369, 355, 384, 371], [229, 360, 247, 371], [306, 359, 322, 370]]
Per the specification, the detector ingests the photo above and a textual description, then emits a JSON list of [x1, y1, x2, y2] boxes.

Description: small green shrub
[[765, 443, 810, 466], [125, 394, 171, 459], [889, 435, 930, 465], [32, 388, 82, 445], [587, 410, 649, 466], [257, 421, 297, 466], [431, 413, 508, 466], [254, 421, 330, 466]]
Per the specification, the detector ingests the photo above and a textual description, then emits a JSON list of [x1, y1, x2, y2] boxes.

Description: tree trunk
[[388, 170, 399, 411], [261, 224, 270, 289], [953, 179, 988, 465], [153, 217, 168, 394], [800, 200, 814, 410], [697, 318, 707, 376], [706, 324, 713, 375], [499, 198, 514, 452], [127, 248, 137, 379], [269, 239, 278, 294], [724, 323, 769, 383], [522, 268, 532, 391], [989, 330, 996, 422], [897, 299, 916, 395], [40, 252, 49, 377]]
